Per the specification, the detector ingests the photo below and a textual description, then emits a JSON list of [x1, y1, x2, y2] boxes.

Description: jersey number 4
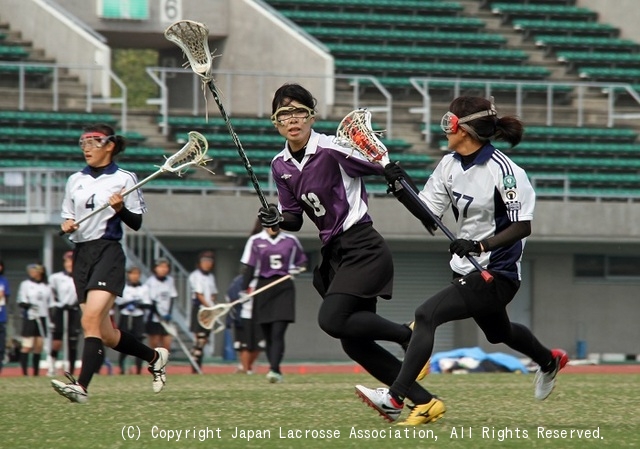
[[85, 194, 96, 211]]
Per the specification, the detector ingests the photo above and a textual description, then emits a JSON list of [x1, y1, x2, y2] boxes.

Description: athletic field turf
[[2, 368, 639, 448]]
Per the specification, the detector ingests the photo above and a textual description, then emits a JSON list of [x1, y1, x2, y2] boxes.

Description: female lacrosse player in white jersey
[[17, 263, 52, 376], [116, 266, 149, 375], [356, 96, 568, 425], [48, 250, 80, 377], [259, 83, 431, 402], [144, 258, 178, 352], [240, 220, 307, 383], [52, 124, 168, 403]]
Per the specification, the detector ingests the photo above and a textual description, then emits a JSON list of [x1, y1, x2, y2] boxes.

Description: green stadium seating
[[0, 110, 118, 127], [0, 126, 146, 144], [469, 141, 640, 157], [279, 11, 485, 30], [557, 52, 640, 71], [306, 27, 507, 47], [325, 43, 527, 63], [267, 0, 463, 14], [535, 35, 639, 53], [0, 64, 53, 75], [513, 20, 618, 38], [512, 156, 640, 170], [335, 59, 550, 79], [223, 164, 272, 178], [579, 67, 640, 82], [0, 45, 29, 60], [491, 4, 597, 22]]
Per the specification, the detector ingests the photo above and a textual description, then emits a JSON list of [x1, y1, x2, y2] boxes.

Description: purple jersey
[[241, 230, 307, 278], [271, 130, 384, 245]]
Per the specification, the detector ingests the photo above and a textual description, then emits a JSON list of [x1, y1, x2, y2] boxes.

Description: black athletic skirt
[[22, 317, 47, 337], [253, 276, 296, 324], [234, 318, 265, 352], [313, 222, 394, 300]]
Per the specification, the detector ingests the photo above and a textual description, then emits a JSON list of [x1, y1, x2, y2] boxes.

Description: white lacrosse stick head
[[164, 20, 212, 77], [335, 109, 389, 164], [161, 130, 212, 176]]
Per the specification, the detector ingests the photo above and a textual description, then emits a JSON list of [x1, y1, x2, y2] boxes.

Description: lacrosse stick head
[[197, 306, 225, 330], [335, 109, 389, 165], [164, 20, 212, 77], [162, 131, 212, 176]]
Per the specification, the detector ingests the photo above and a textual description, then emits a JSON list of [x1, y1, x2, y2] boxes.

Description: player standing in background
[[115, 266, 149, 375], [52, 124, 169, 403], [226, 273, 263, 375], [145, 258, 177, 352], [188, 250, 217, 373], [17, 263, 52, 376], [0, 258, 10, 374], [48, 251, 80, 377], [356, 96, 568, 425], [240, 219, 307, 383], [259, 83, 430, 399]]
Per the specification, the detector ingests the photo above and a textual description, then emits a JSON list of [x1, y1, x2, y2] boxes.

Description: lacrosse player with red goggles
[[259, 83, 432, 406], [52, 124, 169, 404], [356, 96, 567, 425]]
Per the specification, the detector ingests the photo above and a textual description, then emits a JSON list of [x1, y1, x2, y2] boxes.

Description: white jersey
[[144, 275, 178, 322], [61, 162, 146, 243], [420, 144, 535, 280], [17, 279, 53, 320], [116, 283, 149, 317], [48, 271, 77, 308], [189, 270, 217, 308]]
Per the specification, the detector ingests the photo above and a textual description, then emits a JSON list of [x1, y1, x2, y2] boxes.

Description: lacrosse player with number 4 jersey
[[356, 96, 568, 426], [52, 124, 168, 404], [259, 84, 432, 401]]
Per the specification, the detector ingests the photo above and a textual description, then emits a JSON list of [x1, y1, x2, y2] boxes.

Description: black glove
[[449, 239, 482, 258], [258, 204, 283, 228], [383, 162, 406, 193]]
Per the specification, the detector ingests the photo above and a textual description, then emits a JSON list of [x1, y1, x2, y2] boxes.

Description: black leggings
[[318, 293, 432, 404], [391, 274, 553, 399], [261, 321, 289, 374]]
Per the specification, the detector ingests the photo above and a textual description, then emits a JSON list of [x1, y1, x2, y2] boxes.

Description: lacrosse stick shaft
[[227, 274, 292, 308], [204, 81, 269, 210], [397, 178, 493, 283], [160, 321, 203, 375]]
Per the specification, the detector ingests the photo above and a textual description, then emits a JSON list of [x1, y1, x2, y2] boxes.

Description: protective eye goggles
[[270, 105, 315, 125], [79, 133, 113, 149], [440, 109, 497, 134]]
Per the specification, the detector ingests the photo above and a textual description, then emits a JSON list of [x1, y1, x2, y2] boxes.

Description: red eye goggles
[[440, 109, 497, 134]]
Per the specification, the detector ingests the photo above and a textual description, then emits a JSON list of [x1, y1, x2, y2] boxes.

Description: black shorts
[[190, 304, 211, 334], [73, 239, 126, 302], [118, 314, 146, 339], [50, 307, 81, 341], [313, 222, 393, 300], [452, 271, 520, 315], [234, 318, 265, 352], [145, 321, 169, 337], [22, 317, 47, 338]]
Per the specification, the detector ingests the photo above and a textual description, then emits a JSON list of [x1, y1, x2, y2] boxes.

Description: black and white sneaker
[[51, 372, 88, 404]]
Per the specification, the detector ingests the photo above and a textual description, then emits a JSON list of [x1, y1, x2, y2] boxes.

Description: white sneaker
[[148, 348, 169, 393], [534, 349, 568, 400], [51, 372, 88, 404], [355, 385, 403, 422], [266, 370, 283, 383]]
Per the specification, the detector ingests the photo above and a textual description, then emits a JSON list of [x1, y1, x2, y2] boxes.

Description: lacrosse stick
[[198, 274, 293, 331], [60, 131, 212, 236], [160, 320, 203, 375], [335, 109, 493, 283], [164, 20, 269, 210]]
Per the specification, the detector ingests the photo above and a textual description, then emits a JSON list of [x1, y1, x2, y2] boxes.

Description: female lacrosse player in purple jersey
[[52, 124, 168, 403], [240, 220, 307, 383], [356, 96, 568, 425], [259, 83, 431, 402]]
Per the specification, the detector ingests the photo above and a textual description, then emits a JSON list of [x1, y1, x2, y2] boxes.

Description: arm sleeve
[[280, 211, 303, 232], [482, 221, 531, 251], [240, 264, 255, 291], [117, 206, 142, 230]]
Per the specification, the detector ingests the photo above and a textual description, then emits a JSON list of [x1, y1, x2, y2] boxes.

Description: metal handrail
[[0, 61, 128, 132], [145, 67, 393, 137], [408, 77, 640, 143]]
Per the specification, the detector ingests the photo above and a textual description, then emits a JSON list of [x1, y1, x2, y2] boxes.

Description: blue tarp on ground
[[431, 346, 528, 373]]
